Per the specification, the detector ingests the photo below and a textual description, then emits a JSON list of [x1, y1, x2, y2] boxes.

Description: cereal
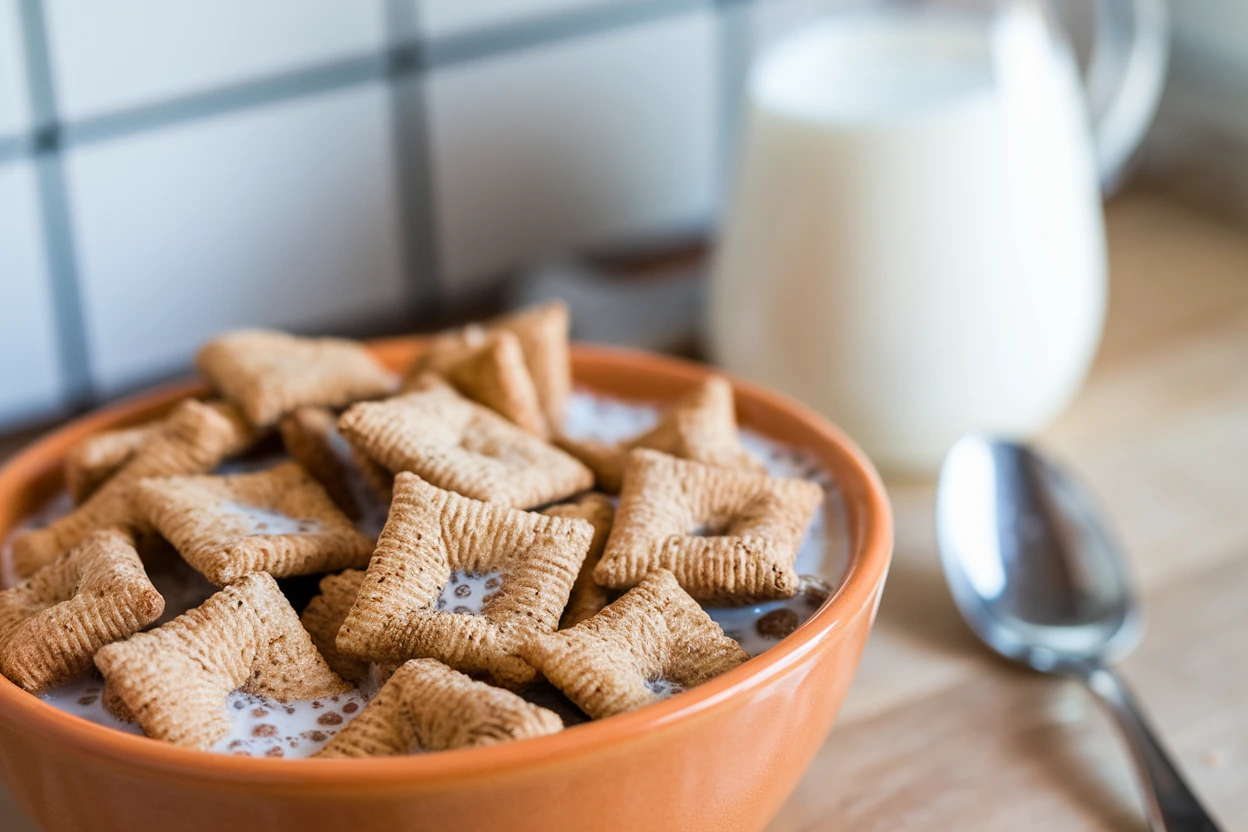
[[520, 569, 748, 719], [542, 493, 615, 629], [338, 384, 592, 509], [406, 331, 549, 438], [94, 572, 351, 749], [278, 406, 391, 531], [197, 330, 397, 427], [64, 400, 256, 505], [63, 424, 157, 505], [594, 449, 822, 604], [300, 569, 388, 685], [558, 376, 763, 493], [410, 301, 570, 430], [315, 659, 562, 758], [335, 473, 593, 688], [134, 461, 374, 585], [0, 529, 163, 693], [492, 301, 571, 430], [11, 399, 257, 577]]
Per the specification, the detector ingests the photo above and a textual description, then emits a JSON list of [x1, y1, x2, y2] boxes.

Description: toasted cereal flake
[[522, 570, 748, 719], [135, 461, 374, 585], [316, 659, 562, 758], [11, 399, 256, 577], [594, 449, 821, 604], [335, 473, 593, 688], [197, 329, 396, 427], [542, 493, 615, 629], [0, 529, 163, 693], [338, 385, 592, 509], [279, 406, 392, 533], [300, 569, 399, 686], [405, 330, 549, 438], [94, 572, 350, 749], [559, 376, 763, 493]]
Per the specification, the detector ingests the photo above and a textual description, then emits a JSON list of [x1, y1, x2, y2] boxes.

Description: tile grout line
[[17, 0, 94, 411], [384, 0, 444, 324], [0, 0, 734, 169]]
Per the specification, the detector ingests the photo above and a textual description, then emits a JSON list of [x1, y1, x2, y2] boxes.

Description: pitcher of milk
[[709, 0, 1168, 472]]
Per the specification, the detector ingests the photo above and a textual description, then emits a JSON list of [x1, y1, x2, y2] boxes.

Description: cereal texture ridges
[[405, 330, 549, 438], [543, 494, 615, 629], [315, 658, 562, 758], [135, 461, 375, 585], [94, 572, 350, 749], [594, 449, 822, 603], [12, 399, 256, 577], [0, 529, 163, 693], [522, 569, 748, 719], [336, 473, 593, 688], [559, 376, 763, 493], [197, 329, 396, 427], [339, 385, 592, 509]]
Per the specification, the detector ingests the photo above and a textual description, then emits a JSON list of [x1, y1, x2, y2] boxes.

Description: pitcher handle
[[1085, 0, 1169, 192]]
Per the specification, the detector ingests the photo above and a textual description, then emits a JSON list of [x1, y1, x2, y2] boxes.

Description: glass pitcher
[[708, 0, 1168, 473]]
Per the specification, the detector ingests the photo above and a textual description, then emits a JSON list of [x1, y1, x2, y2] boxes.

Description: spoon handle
[[1083, 665, 1222, 832]]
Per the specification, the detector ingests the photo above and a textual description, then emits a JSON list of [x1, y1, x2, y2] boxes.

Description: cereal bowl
[[0, 339, 892, 832]]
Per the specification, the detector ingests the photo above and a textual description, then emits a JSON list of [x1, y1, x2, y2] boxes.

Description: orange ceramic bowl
[[0, 340, 892, 832]]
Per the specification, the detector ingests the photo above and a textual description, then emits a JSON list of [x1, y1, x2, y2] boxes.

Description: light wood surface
[[2, 191, 1246, 831], [768, 191, 1248, 832]]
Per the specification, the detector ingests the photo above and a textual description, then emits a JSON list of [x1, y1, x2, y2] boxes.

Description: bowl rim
[[0, 340, 892, 788]]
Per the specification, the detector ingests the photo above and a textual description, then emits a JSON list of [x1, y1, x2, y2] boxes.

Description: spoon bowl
[[937, 434, 1222, 832], [937, 435, 1140, 672]]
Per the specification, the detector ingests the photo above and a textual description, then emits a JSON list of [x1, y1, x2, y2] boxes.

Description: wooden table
[[2, 191, 1246, 831]]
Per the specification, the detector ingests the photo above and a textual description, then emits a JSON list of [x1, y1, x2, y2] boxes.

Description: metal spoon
[[936, 435, 1222, 832]]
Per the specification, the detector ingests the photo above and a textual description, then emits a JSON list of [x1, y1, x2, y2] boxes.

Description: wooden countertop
[[769, 191, 1248, 831], [2, 191, 1246, 831]]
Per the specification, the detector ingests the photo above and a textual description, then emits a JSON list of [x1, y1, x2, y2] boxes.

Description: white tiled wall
[[0, 0, 30, 137], [426, 7, 719, 291], [0, 162, 64, 425], [43, 0, 386, 121], [0, 0, 746, 429], [417, 0, 635, 39], [66, 84, 407, 394]]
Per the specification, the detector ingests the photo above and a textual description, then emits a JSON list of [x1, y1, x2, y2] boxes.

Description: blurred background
[[0, 0, 1244, 433]]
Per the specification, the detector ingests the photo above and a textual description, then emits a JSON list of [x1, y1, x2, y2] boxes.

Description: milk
[[711, 7, 1106, 472]]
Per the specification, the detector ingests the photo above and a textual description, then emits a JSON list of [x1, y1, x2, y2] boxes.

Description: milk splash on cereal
[[3, 390, 849, 758]]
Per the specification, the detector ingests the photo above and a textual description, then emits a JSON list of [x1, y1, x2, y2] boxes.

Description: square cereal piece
[[405, 330, 549, 438], [406, 301, 570, 430], [335, 473, 594, 688], [64, 400, 256, 504], [338, 384, 592, 509], [135, 461, 374, 586], [94, 572, 350, 749], [595, 449, 822, 604], [12, 399, 256, 578], [559, 376, 764, 493], [279, 406, 392, 536], [521, 569, 748, 719], [0, 529, 164, 693], [197, 329, 397, 427], [542, 493, 615, 629], [315, 659, 562, 758]]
